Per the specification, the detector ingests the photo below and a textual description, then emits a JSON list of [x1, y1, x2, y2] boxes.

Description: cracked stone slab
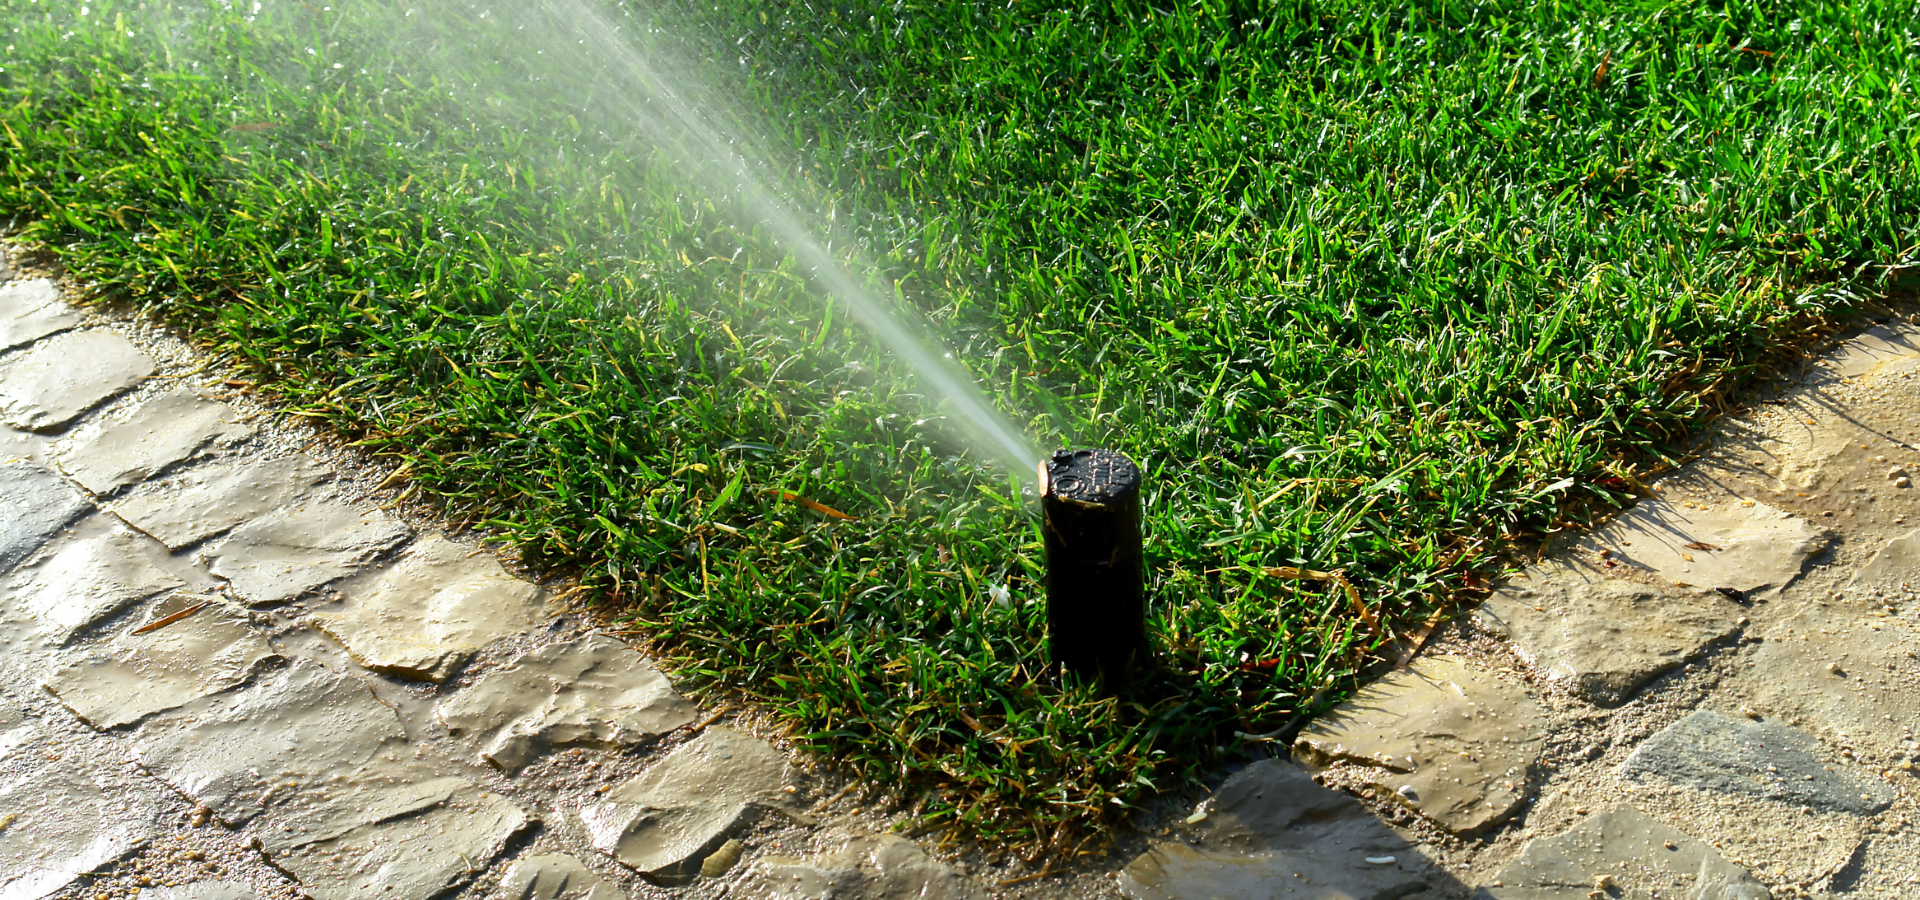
[[752, 835, 984, 900], [581, 725, 804, 884], [58, 389, 252, 494], [1571, 496, 1830, 597], [2, 519, 185, 646], [1476, 805, 1768, 899], [0, 461, 91, 574], [1118, 759, 1436, 900], [439, 634, 697, 773], [205, 499, 411, 606], [130, 658, 412, 830], [44, 594, 278, 728], [0, 277, 80, 352], [497, 854, 625, 900], [1619, 710, 1896, 815], [314, 535, 544, 682], [1294, 654, 1544, 833], [0, 724, 161, 900], [1476, 579, 1743, 706], [0, 330, 155, 433], [266, 776, 529, 900], [112, 455, 329, 550]]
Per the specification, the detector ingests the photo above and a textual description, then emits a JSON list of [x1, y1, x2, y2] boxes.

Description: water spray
[[1039, 449, 1149, 682]]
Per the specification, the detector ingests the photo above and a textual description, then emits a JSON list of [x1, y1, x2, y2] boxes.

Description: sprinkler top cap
[[1044, 448, 1140, 504]]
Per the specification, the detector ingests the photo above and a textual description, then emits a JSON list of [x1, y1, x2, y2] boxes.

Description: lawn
[[2, 0, 1916, 855]]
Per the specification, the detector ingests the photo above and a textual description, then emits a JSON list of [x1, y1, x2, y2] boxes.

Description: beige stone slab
[[1736, 600, 1920, 758], [314, 536, 543, 682], [2, 518, 184, 645], [205, 499, 411, 606], [1115, 760, 1441, 900], [1480, 806, 1766, 899], [1816, 322, 1920, 381], [1846, 527, 1920, 593], [0, 330, 155, 433], [1294, 654, 1544, 834], [58, 389, 252, 494], [1570, 495, 1830, 597], [497, 854, 625, 900], [267, 777, 528, 900], [0, 723, 160, 900], [1476, 579, 1743, 706], [0, 277, 79, 352], [44, 595, 277, 728], [439, 634, 696, 773], [753, 836, 983, 900], [580, 725, 803, 884], [112, 455, 329, 550]]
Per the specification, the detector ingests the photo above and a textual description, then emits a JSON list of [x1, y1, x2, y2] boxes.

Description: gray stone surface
[[1571, 496, 1829, 597], [205, 499, 411, 606], [1618, 710, 1895, 815], [2, 520, 184, 645], [1117, 760, 1436, 900], [0, 723, 160, 900], [497, 853, 624, 900], [1476, 580, 1743, 705], [580, 725, 802, 884], [44, 595, 277, 728], [439, 634, 696, 773], [1476, 805, 1767, 899], [752, 835, 983, 900], [0, 329, 155, 432], [58, 389, 252, 494], [1294, 654, 1544, 833], [314, 535, 544, 682], [113, 455, 329, 550], [0, 461, 90, 573], [0, 277, 79, 352]]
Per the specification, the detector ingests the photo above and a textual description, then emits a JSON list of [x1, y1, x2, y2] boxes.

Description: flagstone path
[[7, 247, 1920, 900]]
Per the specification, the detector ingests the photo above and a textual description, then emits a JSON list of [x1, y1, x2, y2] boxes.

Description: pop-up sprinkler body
[[1039, 448, 1149, 682]]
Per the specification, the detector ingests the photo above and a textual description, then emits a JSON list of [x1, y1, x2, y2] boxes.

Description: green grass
[[3, 0, 1917, 855]]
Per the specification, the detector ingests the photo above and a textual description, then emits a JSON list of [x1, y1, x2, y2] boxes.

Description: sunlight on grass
[[1, 0, 1915, 854]]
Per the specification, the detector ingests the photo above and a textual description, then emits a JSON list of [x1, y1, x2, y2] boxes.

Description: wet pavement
[[7, 248, 1920, 899]]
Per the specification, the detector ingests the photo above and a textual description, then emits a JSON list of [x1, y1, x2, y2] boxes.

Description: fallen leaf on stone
[[1685, 541, 1723, 551]]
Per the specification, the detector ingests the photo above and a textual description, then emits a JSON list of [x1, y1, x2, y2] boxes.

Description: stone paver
[[0, 277, 79, 352], [1568, 495, 1830, 597], [58, 388, 253, 494], [1117, 760, 1438, 900], [1294, 654, 1545, 833], [43, 594, 278, 728], [1479, 806, 1768, 899], [149, 883, 268, 900], [1845, 527, 1920, 593], [439, 634, 697, 773], [113, 455, 330, 550], [315, 535, 545, 682], [1618, 710, 1896, 815], [266, 776, 528, 900], [0, 329, 155, 432], [580, 725, 803, 884], [1476, 579, 1743, 705], [1737, 599, 1920, 758], [0, 721, 160, 900], [0, 460, 90, 572], [496, 854, 625, 900], [2, 519, 185, 646], [205, 498, 411, 606], [752, 835, 984, 900]]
